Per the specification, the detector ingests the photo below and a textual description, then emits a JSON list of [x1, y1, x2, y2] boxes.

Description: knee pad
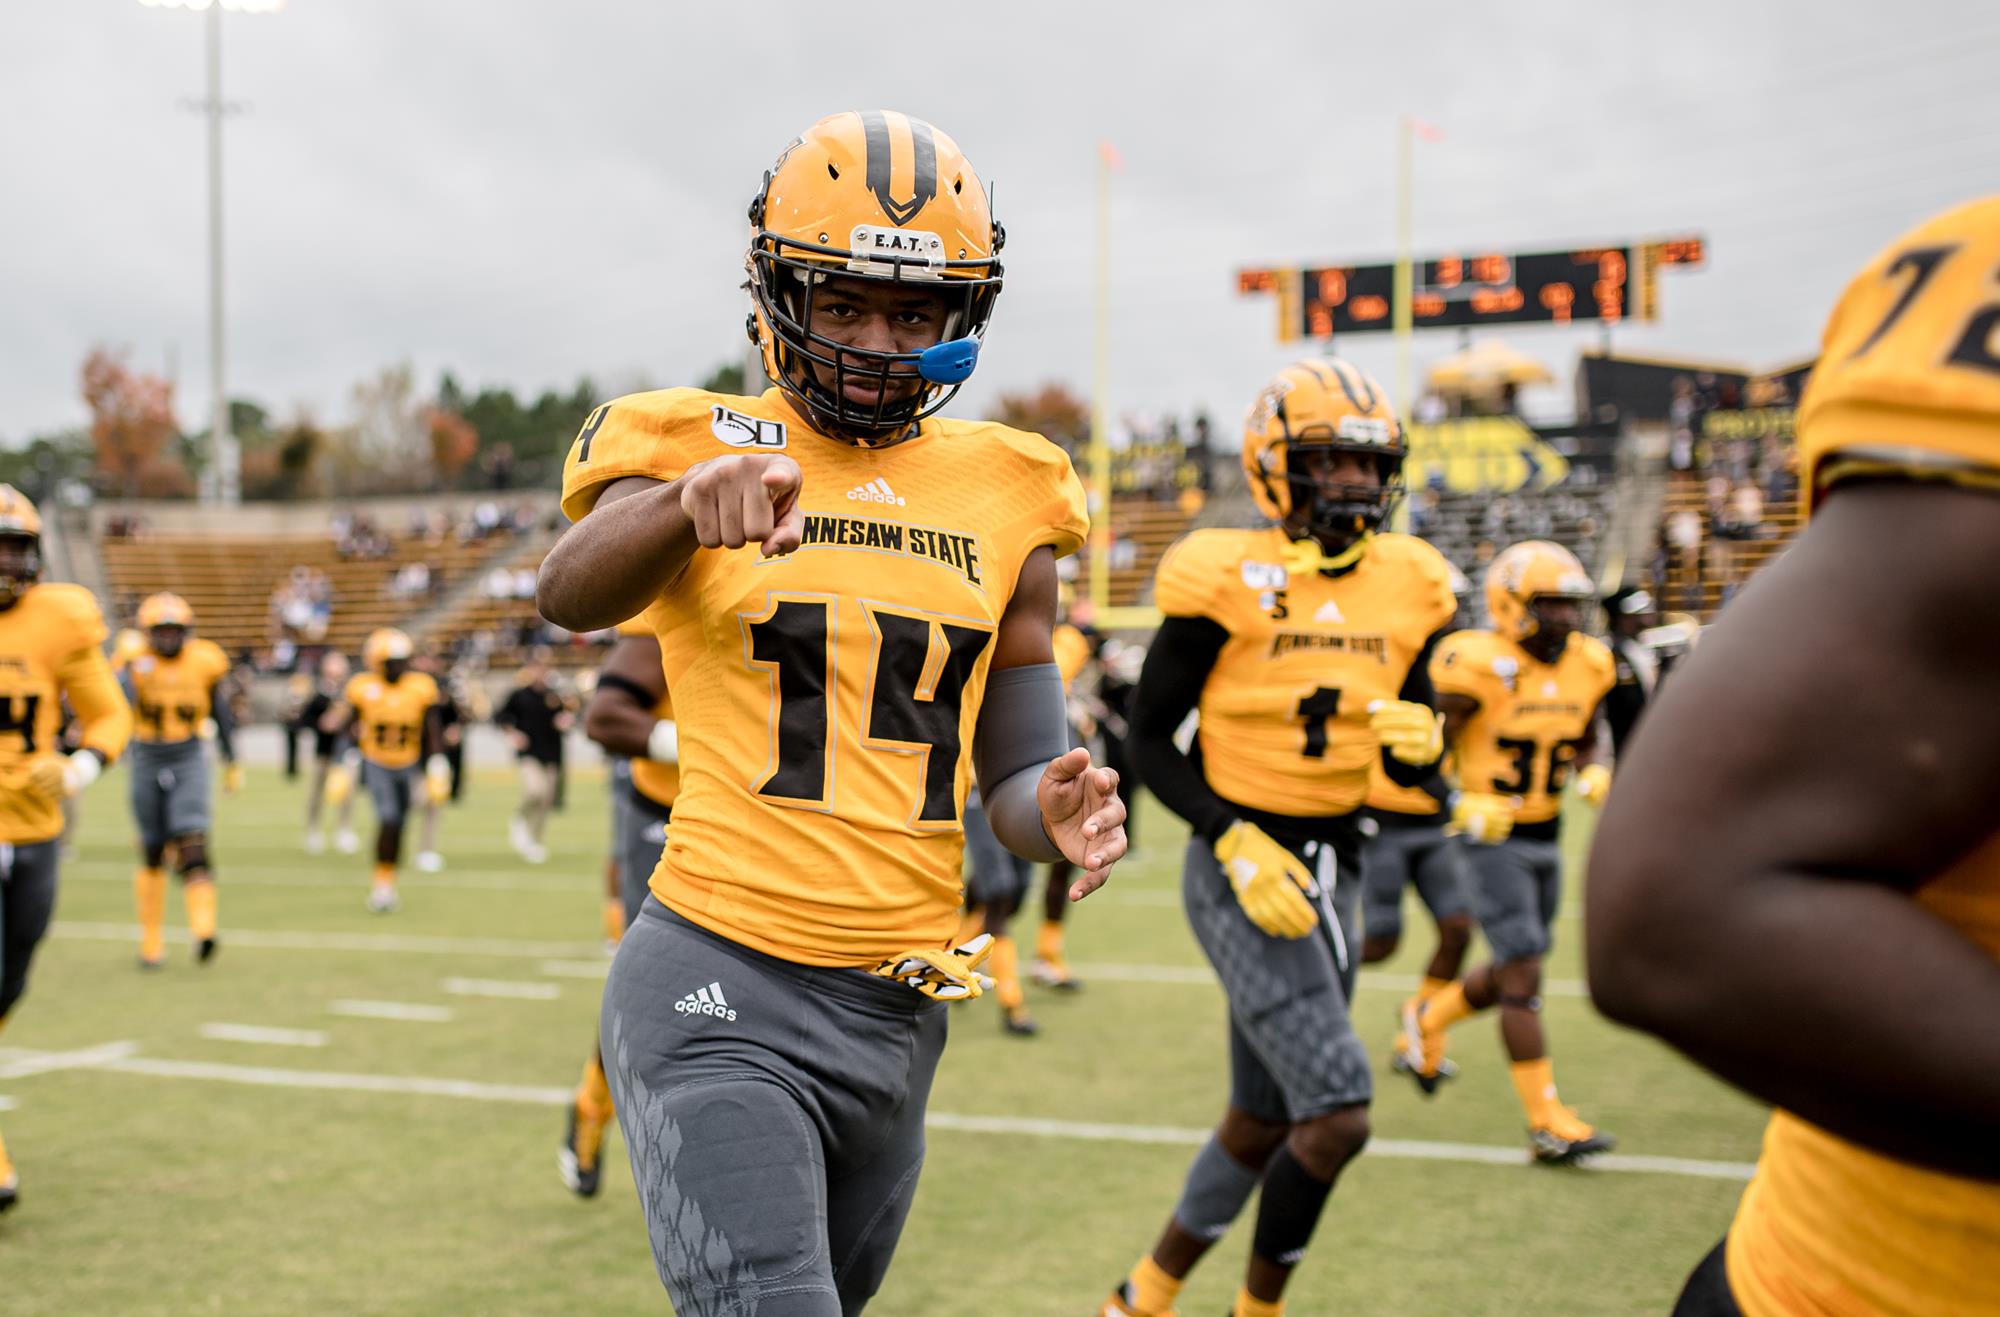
[[143, 844, 169, 868], [174, 838, 210, 877], [1172, 1134, 1266, 1241]]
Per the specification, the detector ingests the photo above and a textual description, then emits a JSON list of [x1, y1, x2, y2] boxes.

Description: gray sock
[[1171, 1135, 1266, 1240]]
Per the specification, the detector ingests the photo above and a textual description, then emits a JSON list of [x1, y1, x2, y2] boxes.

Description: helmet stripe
[[860, 109, 936, 226], [1329, 359, 1379, 413]]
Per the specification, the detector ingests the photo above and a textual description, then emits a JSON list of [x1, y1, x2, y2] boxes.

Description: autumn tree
[[81, 347, 183, 497], [428, 408, 479, 486], [994, 382, 1090, 451]]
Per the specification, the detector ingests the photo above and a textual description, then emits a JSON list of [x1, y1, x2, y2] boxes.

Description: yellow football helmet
[[745, 110, 1003, 441], [363, 627, 414, 673], [137, 592, 195, 629], [0, 483, 42, 610], [1485, 541, 1595, 642], [1242, 359, 1406, 546]]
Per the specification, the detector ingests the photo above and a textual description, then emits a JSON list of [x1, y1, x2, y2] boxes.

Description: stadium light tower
[[139, 0, 285, 506]]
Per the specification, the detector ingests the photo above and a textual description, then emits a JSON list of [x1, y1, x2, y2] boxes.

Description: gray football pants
[[127, 740, 211, 852], [0, 840, 61, 1020], [611, 773, 670, 927], [601, 900, 946, 1316]]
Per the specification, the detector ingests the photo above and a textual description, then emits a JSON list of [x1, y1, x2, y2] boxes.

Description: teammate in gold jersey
[[1590, 197, 2000, 1317], [559, 616, 679, 1199], [0, 485, 133, 1213], [537, 111, 1126, 1313], [1404, 541, 1617, 1162], [121, 592, 238, 968], [323, 629, 446, 913], [1107, 359, 1455, 1317]]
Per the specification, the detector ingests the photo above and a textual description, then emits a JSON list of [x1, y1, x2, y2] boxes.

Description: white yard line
[[60, 867, 594, 896], [327, 1000, 454, 1023], [539, 959, 613, 979], [198, 1024, 330, 1048], [0, 1041, 139, 1080], [0, 1045, 1752, 1182], [0, 1095, 17, 1111], [442, 978, 561, 1001]]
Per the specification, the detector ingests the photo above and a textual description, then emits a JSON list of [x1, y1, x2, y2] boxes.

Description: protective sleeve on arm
[[57, 646, 133, 765], [1128, 615, 1235, 844], [971, 663, 1071, 863], [210, 679, 236, 761], [1381, 626, 1447, 788]]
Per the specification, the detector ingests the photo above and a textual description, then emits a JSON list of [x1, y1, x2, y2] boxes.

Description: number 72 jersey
[[561, 387, 1087, 967]]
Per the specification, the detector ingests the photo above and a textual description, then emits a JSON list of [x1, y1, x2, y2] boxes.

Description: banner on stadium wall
[[1697, 407, 1796, 441], [1405, 416, 1571, 493]]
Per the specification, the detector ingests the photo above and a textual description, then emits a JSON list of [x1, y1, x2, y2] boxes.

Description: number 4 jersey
[[1153, 527, 1457, 818], [561, 387, 1087, 967]]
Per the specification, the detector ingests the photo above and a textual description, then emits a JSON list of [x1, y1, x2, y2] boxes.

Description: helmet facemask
[[149, 625, 188, 660], [747, 223, 1001, 445], [0, 534, 41, 612], [1277, 439, 1406, 557]]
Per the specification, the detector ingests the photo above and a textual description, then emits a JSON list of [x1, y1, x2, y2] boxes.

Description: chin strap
[[1282, 531, 1374, 577]]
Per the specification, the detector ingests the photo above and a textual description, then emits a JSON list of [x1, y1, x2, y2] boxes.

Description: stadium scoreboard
[[1239, 236, 1705, 342]]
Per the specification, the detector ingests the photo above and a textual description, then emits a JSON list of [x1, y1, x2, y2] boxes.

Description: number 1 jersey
[[562, 388, 1087, 966]]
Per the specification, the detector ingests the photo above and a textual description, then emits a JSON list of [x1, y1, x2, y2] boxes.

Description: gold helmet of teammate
[[1484, 540, 1595, 642], [363, 627, 415, 674], [1242, 358, 1407, 548], [0, 483, 43, 611], [137, 592, 195, 629], [745, 110, 1004, 443]]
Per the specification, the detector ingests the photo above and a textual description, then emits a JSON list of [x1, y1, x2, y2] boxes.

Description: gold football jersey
[[1798, 195, 2000, 503], [562, 387, 1087, 967], [1052, 623, 1093, 689], [343, 671, 438, 770], [615, 616, 680, 810], [1726, 197, 2000, 1317], [1430, 629, 1614, 826], [0, 584, 132, 843], [1154, 528, 1456, 818], [127, 637, 231, 745]]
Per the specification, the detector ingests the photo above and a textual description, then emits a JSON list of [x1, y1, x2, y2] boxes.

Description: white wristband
[[64, 751, 103, 796], [646, 719, 679, 765], [426, 754, 450, 778]]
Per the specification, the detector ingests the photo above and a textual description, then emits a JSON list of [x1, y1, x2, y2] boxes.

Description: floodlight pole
[[204, 1, 236, 505]]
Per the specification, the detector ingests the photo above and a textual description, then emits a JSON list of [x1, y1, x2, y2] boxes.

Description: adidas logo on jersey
[[845, 478, 906, 507], [674, 982, 737, 1021], [1314, 600, 1345, 624]]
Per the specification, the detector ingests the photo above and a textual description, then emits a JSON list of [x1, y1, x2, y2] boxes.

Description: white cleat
[[522, 843, 549, 865], [303, 828, 326, 855], [508, 817, 533, 858], [334, 828, 360, 855], [366, 882, 399, 914], [415, 850, 445, 873]]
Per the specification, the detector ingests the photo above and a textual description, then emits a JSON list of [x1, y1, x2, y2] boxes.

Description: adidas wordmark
[[846, 478, 906, 507], [675, 981, 738, 1022]]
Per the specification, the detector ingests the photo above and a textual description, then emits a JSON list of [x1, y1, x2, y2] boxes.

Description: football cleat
[[138, 954, 164, 972], [1001, 1005, 1040, 1037], [1030, 957, 1082, 992], [1100, 1280, 1174, 1317], [366, 882, 399, 914], [558, 1103, 608, 1199], [195, 935, 218, 965], [0, 1170, 14, 1214], [303, 827, 325, 855], [1395, 998, 1458, 1096], [1529, 1106, 1616, 1165], [509, 817, 533, 858], [333, 827, 360, 855], [414, 850, 445, 874]]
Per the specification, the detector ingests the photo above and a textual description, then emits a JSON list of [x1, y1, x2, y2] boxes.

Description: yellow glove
[[25, 755, 67, 802], [223, 763, 245, 795], [1449, 791, 1517, 845], [1575, 763, 1612, 808], [424, 755, 452, 806], [872, 932, 996, 1001], [323, 763, 355, 807], [1367, 699, 1443, 767], [1213, 820, 1319, 939]]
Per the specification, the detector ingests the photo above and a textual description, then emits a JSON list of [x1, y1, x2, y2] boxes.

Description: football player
[[1402, 541, 1616, 1163], [0, 485, 133, 1212], [559, 616, 678, 1198], [538, 110, 1127, 1313], [322, 629, 447, 913], [497, 648, 569, 865], [297, 650, 359, 854], [1359, 758, 1473, 1075], [122, 593, 238, 967], [1589, 197, 2000, 1317], [1106, 359, 1456, 1317], [1032, 596, 1100, 990]]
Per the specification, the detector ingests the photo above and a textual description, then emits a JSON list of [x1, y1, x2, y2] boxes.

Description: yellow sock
[[135, 867, 167, 961], [1422, 980, 1476, 1033], [1234, 1290, 1284, 1317], [1418, 975, 1454, 1003], [956, 904, 986, 947], [0, 1123, 11, 1178], [991, 935, 1024, 1010], [1036, 921, 1064, 964], [1126, 1255, 1182, 1315], [1510, 1057, 1561, 1127], [577, 1055, 613, 1117], [372, 862, 397, 888], [602, 897, 626, 945], [184, 880, 217, 942]]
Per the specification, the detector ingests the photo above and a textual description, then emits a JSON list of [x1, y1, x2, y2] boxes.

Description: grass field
[[0, 764, 1767, 1314]]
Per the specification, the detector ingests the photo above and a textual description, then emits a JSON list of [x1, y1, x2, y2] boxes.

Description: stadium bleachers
[[1655, 483, 1803, 620]]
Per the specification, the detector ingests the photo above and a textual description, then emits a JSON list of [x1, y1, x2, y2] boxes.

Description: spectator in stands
[[390, 561, 431, 600], [1668, 376, 1697, 477], [511, 566, 538, 600], [1711, 479, 1768, 605], [483, 565, 513, 600], [1662, 506, 1705, 612]]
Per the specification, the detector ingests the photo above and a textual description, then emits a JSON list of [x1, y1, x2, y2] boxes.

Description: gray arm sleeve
[[971, 663, 1070, 863]]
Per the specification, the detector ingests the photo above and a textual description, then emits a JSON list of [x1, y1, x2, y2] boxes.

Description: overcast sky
[[6, 0, 1999, 445]]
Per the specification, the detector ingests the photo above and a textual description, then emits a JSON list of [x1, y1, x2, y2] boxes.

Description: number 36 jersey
[[562, 387, 1087, 967], [1154, 528, 1456, 818], [1430, 629, 1614, 828]]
